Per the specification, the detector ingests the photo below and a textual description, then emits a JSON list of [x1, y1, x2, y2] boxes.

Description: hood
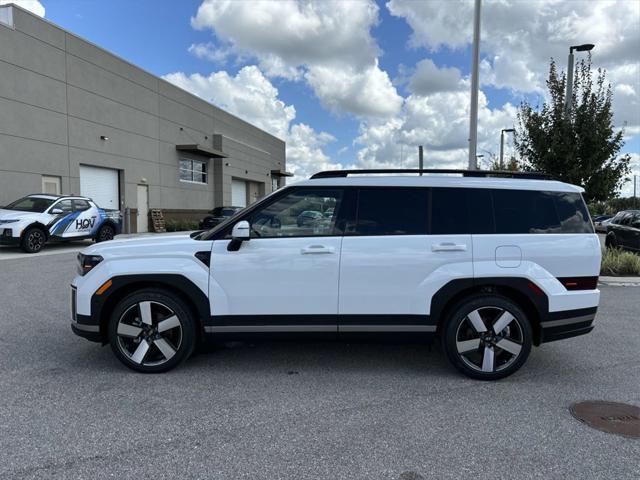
[[0, 208, 40, 221], [82, 232, 197, 256]]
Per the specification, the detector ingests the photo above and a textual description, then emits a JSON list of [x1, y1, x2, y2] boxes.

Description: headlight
[[0, 219, 20, 224], [77, 253, 103, 276]]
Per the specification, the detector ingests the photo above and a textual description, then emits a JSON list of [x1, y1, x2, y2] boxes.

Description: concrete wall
[[0, 5, 285, 225]]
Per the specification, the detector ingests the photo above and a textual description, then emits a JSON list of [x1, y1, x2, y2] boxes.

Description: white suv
[[70, 169, 600, 380]]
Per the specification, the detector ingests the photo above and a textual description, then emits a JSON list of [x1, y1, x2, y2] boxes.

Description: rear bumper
[[539, 307, 597, 343]]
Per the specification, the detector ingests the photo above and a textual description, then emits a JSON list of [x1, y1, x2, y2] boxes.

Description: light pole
[[499, 128, 515, 169], [564, 43, 595, 115], [467, 0, 482, 170]]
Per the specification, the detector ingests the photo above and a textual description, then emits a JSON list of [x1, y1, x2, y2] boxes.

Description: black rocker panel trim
[[205, 314, 436, 327], [90, 274, 210, 340]]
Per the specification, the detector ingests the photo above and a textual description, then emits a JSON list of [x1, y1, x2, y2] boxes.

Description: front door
[[209, 187, 345, 332]]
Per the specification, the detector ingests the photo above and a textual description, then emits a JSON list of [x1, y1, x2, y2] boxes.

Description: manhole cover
[[570, 401, 640, 438]]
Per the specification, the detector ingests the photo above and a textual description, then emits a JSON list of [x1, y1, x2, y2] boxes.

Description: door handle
[[432, 243, 467, 252], [301, 245, 335, 255]]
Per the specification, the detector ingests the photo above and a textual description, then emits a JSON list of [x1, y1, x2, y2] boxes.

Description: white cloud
[[387, 0, 640, 131], [356, 88, 518, 169], [407, 59, 464, 95], [1, 0, 44, 17], [305, 62, 403, 118], [187, 42, 232, 64], [163, 65, 341, 180], [190, 0, 402, 119]]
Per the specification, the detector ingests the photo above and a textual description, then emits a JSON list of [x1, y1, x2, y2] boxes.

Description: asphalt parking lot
[[0, 248, 638, 479]]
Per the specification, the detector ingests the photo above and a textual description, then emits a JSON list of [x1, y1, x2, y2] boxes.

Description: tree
[[514, 57, 630, 201]]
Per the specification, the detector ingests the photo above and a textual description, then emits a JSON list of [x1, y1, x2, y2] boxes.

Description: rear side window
[[431, 188, 470, 234], [355, 188, 429, 235], [492, 190, 592, 234]]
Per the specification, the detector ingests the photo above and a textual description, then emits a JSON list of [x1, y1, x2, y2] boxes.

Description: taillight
[[557, 276, 599, 291]]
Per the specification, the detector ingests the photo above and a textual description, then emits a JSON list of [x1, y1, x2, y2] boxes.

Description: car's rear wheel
[[442, 295, 532, 380], [108, 289, 196, 373], [96, 224, 115, 242], [20, 227, 46, 253]]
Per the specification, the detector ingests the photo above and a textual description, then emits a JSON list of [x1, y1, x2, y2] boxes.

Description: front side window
[[4, 196, 55, 213], [52, 199, 74, 213], [354, 188, 429, 236], [179, 158, 207, 184], [248, 188, 343, 238]]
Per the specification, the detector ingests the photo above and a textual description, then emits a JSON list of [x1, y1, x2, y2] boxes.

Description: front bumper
[[539, 307, 597, 343], [0, 228, 19, 245], [70, 285, 101, 342]]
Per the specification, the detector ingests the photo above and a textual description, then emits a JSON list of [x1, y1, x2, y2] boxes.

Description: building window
[[0, 6, 14, 28], [179, 158, 207, 184]]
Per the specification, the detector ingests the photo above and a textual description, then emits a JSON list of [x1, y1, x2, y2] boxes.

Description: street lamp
[[467, 0, 482, 170], [564, 43, 595, 115], [499, 128, 515, 169]]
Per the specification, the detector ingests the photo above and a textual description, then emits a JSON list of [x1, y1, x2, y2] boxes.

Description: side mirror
[[231, 220, 250, 240], [51, 208, 63, 215], [228, 220, 250, 252]]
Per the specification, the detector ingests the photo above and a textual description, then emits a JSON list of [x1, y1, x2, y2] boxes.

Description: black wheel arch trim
[[87, 274, 210, 343], [21, 222, 50, 241], [430, 277, 550, 344]]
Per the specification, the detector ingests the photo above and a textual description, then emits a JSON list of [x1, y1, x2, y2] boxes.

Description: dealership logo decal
[[76, 217, 96, 230]]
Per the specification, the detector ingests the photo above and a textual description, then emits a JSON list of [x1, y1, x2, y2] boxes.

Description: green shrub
[[165, 219, 200, 232], [600, 248, 640, 276]]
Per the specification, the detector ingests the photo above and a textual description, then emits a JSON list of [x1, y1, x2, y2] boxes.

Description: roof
[[292, 175, 584, 193], [28, 194, 90, 200]]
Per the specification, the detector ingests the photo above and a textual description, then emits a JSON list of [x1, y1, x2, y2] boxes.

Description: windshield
[[4, 196, 55, 213]]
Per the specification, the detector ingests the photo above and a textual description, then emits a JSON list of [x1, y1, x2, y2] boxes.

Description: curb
[[599, 276, 640, 286]]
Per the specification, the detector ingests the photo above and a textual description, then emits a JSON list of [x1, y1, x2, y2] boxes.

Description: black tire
[[441, 294, 532, 381], [108, 289, 196, 373], [95, 224, 115, 243], [20, 227, 46, 253], [605, 234, 617, 249]]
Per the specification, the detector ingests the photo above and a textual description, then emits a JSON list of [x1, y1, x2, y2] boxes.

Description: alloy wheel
[[455, 306, 524, 374], [115, 301, 183, 367], [98, 226, 114, 241], [28, 231, 44, 251]]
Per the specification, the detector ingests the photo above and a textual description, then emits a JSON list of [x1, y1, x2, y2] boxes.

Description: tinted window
[[355, 188, 428, 236], [5, 196, 55, 213], [248, 188, 342, 238], [73, 200, 90, 211], [492, 190, 592, 234], [467, 189, 495, 234], [431, 188, 470, 234], [53, 199, 74, 213]]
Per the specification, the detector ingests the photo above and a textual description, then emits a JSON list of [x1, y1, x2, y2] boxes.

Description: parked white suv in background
[[70, 169, 600, 380]]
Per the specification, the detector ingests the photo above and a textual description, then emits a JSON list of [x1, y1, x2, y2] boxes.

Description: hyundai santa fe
[[70, 169, 601, 380]]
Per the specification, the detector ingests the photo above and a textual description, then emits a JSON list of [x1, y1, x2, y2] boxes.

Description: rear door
[[338, 187, 473, 332]]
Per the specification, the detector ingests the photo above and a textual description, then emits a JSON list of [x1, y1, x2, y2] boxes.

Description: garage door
[[80, 165, 119, 209], [232, 179, 247, 207]]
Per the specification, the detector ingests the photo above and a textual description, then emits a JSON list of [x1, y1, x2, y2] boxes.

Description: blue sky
[[16, 0, 640, 192]]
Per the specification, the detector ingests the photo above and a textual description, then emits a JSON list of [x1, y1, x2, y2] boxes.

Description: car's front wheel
[[442, 294, 532, 380], [20, 227, 46, 253], [108, 289, 197, 373]]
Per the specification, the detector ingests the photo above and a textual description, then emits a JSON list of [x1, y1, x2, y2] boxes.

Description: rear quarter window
[[492, 189, 593, 234]]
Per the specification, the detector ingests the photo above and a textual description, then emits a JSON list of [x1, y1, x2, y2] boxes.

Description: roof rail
[[310, 169, 550, 180]]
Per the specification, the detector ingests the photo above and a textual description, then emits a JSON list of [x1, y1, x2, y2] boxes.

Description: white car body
[[71, 171, 601, 378], [0, 194, 121, 252]]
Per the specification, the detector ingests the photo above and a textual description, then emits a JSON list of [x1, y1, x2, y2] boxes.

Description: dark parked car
[[200, 206, 243, 230], [605, 210, 640, 252], [296, 210, 323, 227], [593, 214, 613, 233]]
